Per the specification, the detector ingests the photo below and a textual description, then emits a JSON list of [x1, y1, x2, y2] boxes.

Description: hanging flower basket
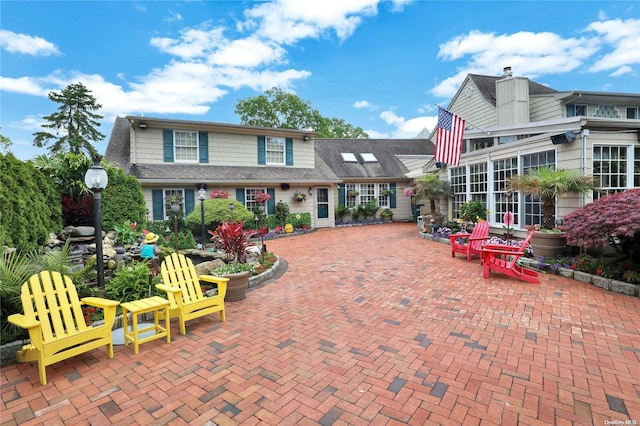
[[347, 190, 359, 197], [254, 191, 272, 204], [292, 192, 307, 202]]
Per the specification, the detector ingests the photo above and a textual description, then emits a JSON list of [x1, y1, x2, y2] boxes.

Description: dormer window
[[266, 137, 285, 165], [341, 153, 357, 162]]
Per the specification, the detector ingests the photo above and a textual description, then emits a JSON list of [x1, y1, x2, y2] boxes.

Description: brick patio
[[1, 223, 639, 425]]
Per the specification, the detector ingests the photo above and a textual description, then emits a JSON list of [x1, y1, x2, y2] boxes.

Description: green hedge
[[0, 153, 62, 253], [102, 167, 147, 230]]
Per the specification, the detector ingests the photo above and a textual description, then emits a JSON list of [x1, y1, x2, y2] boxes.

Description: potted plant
[[508, 166, 596, 257], [292, 192, 307, 202], [211, 262, 254, 301], [459, 200, 489, 228], [414, 173, 452, 226], [380, 208, 393, 222], [380, 189, 394, 196], [208, 221, 258, 301], [165, 193, 183, 213]]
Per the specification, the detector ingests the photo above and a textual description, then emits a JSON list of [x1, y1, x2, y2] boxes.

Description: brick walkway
[[2, 223, 639, 425]]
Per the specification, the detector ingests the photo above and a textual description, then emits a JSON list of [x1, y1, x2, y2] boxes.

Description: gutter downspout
[[581, 128, 589, 207]]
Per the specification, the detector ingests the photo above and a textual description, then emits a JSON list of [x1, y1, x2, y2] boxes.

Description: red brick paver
[[2, 223, 639, 425]]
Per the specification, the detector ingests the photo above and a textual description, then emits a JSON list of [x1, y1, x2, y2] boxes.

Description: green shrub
[[102, 167, 147, 231], [185, 199, 253, 235], [0, 153, 63, 253], [274, 201, 290, 227], [105, 260, 161, 304]]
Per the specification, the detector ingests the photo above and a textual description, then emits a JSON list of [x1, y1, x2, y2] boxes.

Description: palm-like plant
[[507, 166, 596, 229], [414, 173, 452, 215]]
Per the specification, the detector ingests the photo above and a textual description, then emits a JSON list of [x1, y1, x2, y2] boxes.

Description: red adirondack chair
[[481, 230, 540, 284], [449, 220, 490, 261]]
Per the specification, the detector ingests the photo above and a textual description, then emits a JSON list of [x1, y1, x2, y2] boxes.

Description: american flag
[[434, 107, 465, 166]]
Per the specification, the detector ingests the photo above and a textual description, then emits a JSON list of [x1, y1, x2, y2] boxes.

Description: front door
[[315, 187, 331, 228]]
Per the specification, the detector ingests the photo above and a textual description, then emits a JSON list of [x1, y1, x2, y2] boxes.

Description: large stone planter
[[531, 231, 566, 258], [223, 270, 251, 302]]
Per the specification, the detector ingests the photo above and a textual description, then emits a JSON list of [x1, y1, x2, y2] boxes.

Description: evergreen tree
[[33, 82, 105, 157]]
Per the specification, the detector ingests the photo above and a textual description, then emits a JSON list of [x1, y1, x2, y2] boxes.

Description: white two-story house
[[106, 116, 341, 228], [431, 67, 640, 234], [105, 116, 433, 227]]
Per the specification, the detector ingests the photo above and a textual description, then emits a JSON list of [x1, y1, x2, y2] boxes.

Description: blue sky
[[1, 0, 639, 161]]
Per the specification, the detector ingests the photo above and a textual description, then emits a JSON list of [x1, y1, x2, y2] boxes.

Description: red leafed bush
[[208, 221, 257, 263], [562, 189, 640, 261]]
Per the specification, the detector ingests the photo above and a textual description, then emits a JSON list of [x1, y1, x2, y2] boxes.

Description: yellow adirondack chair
[[8, 271, 119, 385], [156, 253, 228, 335]]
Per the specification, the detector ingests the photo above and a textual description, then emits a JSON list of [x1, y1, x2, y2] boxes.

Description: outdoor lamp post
[[198, 184, 207, 250], [84, 155, 108, 289], [229, 202, 235, 221]]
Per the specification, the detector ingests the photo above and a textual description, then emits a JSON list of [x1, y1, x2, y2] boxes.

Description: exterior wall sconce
[[138, 122, 148, 129], [309, 187, 313, 195], [435, 162, 447, 169], [303, 136, 310, 141]]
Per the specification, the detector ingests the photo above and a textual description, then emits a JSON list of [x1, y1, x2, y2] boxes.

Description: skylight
[[341, 152, 357, 162], [360, 153, 377, 162]]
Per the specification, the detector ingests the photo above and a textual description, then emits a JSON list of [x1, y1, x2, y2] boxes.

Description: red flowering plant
[[254, 191, 271, 204], [208, 221, 258, 263], [210, 189, 230, 199]]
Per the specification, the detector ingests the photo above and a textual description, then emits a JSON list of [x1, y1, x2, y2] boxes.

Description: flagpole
[[435, 105, 492, 136]]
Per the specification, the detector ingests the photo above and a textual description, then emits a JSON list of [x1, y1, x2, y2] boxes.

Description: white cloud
[[353, 100, 372, 109], [243, 0, 410, 44], [586, 18, 640, 74], [380, 110, 437, 138], [164, 10, 183, 22], [0, 30, 60, 56], [0, 76, 49, 95], [432, 30, 600, 98]]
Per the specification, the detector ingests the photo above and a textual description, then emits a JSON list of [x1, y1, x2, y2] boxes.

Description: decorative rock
[[195, 259, 226, 275], [557, 267, 574, 278], [591, 276, 611, 290], [611, 280, 637, 296], [572, 271, 592, 284], [67, 226, 95, 237]]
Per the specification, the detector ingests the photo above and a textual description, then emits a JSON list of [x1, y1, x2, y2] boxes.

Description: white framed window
[[341, 153, 357, 162], [469, 163, 488, 216], [627, 106, 639, 119], [493, 158, 518, 223], [593, 146, 628, 199], [345, 183, 357, 208], [450, 166, 467, 219], [245, 188, 268, 211], [266, 137, 285, 165], [174, 130, 199, 162], [359, 183, 376, 205], [377, 183, 390, 208], [521, 151, 556, 226], [575, 104, 587, 116]]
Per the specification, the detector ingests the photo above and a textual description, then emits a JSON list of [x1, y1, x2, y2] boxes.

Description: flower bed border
[[419, 231, 639, 298]]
